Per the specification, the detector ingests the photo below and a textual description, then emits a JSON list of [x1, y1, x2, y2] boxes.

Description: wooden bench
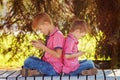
[[0, 69, 120, 80]]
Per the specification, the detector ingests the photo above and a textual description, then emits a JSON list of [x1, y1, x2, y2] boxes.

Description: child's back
[[63, 20, 97, 75]]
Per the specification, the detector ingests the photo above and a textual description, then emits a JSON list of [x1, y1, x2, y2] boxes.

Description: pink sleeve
[[53, 32, 64, 50], [64, 38, 74, 54]]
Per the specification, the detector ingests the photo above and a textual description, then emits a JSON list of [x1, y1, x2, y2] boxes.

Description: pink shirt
[[63, 34, 80, 74], [42, 28, 64, 74]]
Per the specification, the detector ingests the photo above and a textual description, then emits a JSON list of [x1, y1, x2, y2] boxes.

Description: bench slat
[[35, 76, 43, 80], [52, 76, 60, 80], [7, 71, 20, 80], [44, 76, 52, 80], [70, 76, 78, 80], [104, 69, 115, 80], [96, 70, 104, 80], [17, 75, 25, 80], [0, 71, 8, 80], [26, 77, 34, 80], [61, 76, 69, 80], [0, 71, 7, 75], [113, 69, 120, 80], [0, 71, 15, 79], [78, 75, 86, 80], [0, 69, 119, 80], [0, 79, 6, 80], [87, 75, 95, 80]]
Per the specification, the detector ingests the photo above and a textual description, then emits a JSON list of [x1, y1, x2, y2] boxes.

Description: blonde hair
[[70, 20, 88, 33], [32, 12, 53, 31]]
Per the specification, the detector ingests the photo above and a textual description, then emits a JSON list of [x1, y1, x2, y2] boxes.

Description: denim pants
[[23, 56, 59, 76], [69, 60, 96, 75]]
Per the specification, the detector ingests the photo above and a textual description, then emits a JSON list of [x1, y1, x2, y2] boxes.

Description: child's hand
[[31, 40, 45, 49], [78, 51, 85, 56]]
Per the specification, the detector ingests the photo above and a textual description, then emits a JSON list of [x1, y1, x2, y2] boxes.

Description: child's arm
[[65, 51, 85, 59], [31, 40, 62, 58], [44, 46, 62, 58]]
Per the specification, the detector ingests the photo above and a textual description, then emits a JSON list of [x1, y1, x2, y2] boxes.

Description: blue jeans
[[69, 60, 95, 75], [23, 56, 59, 76]]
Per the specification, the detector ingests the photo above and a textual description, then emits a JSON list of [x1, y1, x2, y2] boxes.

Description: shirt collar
[[68, 33, 79, 44], [49, 27, 59, 36]]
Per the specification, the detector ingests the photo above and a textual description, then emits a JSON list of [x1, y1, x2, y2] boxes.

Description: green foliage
[[0, 31, 104, 69], [0, 0, 119, 69], [0, 32, 44, 69], [78, 31, 104, 60], [0, 0, 73, 32]]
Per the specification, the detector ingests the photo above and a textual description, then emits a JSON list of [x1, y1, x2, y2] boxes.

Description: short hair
[[70, 20, 88, 33], [32, 12, 52, 31]]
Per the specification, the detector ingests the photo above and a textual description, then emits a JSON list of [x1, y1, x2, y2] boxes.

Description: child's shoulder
[[54, 30, 64, 37], [65, 36, 74, 42]]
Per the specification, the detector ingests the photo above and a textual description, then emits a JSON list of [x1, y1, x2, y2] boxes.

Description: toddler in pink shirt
[[63, 20, 97, 75], [22, 12, 64, 76]]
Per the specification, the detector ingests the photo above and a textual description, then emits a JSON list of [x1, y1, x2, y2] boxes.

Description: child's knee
[[87, 60, 95, 68], [24, 57, 32, 66], [87, 60, 94, 64]]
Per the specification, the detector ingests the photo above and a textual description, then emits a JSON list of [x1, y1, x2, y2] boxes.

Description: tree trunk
[[95, 0, 120, 68]]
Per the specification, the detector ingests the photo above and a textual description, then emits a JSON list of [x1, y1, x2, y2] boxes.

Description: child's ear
[[44, 22, 49, 26]]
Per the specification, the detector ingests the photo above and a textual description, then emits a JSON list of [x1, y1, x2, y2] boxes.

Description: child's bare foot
[[81, 68, 98, 75]]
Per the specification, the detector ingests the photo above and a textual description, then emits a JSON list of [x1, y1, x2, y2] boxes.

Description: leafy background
[[0, 0, 120, 69]]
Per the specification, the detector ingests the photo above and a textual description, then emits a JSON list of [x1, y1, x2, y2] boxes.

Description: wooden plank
[[0, 79, 7, 80], [96, 70, 104, 80], [43, 76, 52, 80], [104, 69, 115, 80], [0, 69, 119, 80], [52, 76, 60, 80], [0, 71, 15, 79], [69, 76, 78, 80], [0, 71, 7, 75], [7, 71, 20, 80], [26, 77, 34, 80], [0, 71, 7, 80], [17, 75, 25, 80], [87, 75, 95, 80], [113, 69, 120, 80], [35, 76, 43, 80], [78, 75, 86, 80], [61, 76, 69, 80]]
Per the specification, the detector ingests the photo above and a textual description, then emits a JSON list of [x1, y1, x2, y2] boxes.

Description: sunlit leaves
[[0, 32, 44, 69], [78, 31, 104, 60]]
